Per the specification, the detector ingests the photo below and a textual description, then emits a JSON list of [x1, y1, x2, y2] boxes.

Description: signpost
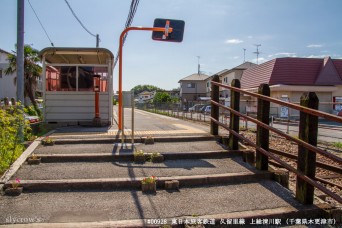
[[117, 18, 185, 130]]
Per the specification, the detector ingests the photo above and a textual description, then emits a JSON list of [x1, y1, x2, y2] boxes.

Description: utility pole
[[254, 44, 261, 64], [17, 0, 25, 142], [197, 56, 200, 75], [96, 34, 99, 47], [243, 48, 246, 63]]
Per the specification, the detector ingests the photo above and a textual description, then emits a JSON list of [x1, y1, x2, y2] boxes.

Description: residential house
[[178, 73, 209, 106], [205, 61, 256, 98], [138, 91, 155, 103], [0, 48, 16, 100], [240, 56, 342, 118], [164, 89, 180, 99], [0, 48, 45, 103]]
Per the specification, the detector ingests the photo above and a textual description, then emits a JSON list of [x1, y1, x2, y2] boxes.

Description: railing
[[210, 75, 342, 205]]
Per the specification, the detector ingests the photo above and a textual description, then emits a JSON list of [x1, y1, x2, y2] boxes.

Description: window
[[187, 83, 195, 88], [46, 66, 108, 92], [334, 96, 342, 111], [0, 69, 2, 78], [60, 66, 77, 91]]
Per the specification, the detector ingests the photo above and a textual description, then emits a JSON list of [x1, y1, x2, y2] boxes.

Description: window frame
[[46, 63, 109, 92]]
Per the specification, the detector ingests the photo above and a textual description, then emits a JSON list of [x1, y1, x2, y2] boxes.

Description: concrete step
[[12, 157, 256, 181], [5, 172, 272, 192], [49, 135, 216, 144], [34, 140, 227, 155], [0, 180, 330, 226]]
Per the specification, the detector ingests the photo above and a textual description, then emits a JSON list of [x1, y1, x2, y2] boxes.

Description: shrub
[[0, 104, 31, 174], [23, 105, 37, 116]]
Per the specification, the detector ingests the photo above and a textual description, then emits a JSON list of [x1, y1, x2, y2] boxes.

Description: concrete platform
[[0, 180, 328, 226]]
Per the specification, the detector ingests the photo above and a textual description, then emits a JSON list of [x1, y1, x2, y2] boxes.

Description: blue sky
[[1, 0, 342, 91]]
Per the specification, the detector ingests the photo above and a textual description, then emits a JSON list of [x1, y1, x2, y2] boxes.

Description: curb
[[3, 172, 272, 192]]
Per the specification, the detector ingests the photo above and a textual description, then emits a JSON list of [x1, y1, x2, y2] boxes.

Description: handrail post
[[228, 79, 240, 150], [296, 92, 319, 204], [210, 75, 220, 135], [256, 84, 270, 170]]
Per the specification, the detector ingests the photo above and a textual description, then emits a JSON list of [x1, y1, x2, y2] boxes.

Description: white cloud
[[225, 39, 244, 44], [268, 52, 297, 58], [247, 36, 253, 39], [306, 54, 326, 58], [307, 44, 323, 48], [252, 57, 267, 64], [233, 56, 240, 59]]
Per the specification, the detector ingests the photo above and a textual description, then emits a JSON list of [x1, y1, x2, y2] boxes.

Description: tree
[[153, 92, 172, 103], [131, 84, 164, 96], [5, 45, 42, 115]]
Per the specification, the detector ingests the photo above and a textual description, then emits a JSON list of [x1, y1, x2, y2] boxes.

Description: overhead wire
[[64, 0, 97, 38], [27, 0, 54, 46], [113, 0, 140, 68]]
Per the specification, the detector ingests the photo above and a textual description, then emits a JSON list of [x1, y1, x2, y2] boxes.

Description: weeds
[[332, 142, 342, 149]]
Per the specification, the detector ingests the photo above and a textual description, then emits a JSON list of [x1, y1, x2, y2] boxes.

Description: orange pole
[[118, 26, 173, 130], [95, 91, 99, 118]]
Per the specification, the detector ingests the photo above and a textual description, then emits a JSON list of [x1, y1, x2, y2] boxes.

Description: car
[[188, 104, 205, 112], [200, 105, 211, 114], [203, 105, 211, 114], [24, 114, 40, 123]]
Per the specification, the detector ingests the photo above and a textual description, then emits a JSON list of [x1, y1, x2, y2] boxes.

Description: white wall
[[45, 92, 111, 124], [0, 52, 16, 99]]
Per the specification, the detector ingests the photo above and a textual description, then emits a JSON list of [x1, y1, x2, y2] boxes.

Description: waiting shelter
[[39, 47, 114, 126]]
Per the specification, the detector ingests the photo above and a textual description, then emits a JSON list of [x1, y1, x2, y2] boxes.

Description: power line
[[64, 0, 99, 46], [27, 0, 54, 46], [113, 0, 140, 68]]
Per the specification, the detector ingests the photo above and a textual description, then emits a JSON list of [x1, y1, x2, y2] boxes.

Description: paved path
[[51, 107, 211, 138]]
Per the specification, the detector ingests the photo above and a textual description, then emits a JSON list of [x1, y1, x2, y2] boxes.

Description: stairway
[[0, 136, 331, 227]]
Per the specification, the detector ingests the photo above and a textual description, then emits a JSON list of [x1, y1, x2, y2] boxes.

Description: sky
[[1, 0, 342, 92]]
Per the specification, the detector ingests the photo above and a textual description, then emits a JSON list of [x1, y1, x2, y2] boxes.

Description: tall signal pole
[[254, 44, 261, 64]]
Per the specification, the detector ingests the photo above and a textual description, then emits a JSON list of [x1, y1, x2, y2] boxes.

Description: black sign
[[152, 18, 185, 42]]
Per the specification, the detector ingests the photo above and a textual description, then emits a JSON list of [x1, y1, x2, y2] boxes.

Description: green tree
[[131, 84, 164, 96], [153, 92, 172, 103], [5, 45, 42, 115]]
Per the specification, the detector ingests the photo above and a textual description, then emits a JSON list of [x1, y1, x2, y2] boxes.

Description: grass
[[332, 142, 342, 149]]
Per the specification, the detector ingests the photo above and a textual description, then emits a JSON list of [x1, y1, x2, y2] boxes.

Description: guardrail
[[210, 75, 342, 205]]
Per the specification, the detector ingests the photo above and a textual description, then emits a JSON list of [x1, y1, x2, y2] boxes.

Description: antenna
[[197, 56, 201, 75], [253, 44, 261, 64], [243, 48, 246, 63]]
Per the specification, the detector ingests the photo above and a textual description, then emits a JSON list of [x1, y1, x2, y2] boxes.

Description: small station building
[[39, 47, 114, 126]]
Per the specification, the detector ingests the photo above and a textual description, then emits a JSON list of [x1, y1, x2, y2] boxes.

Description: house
[[39, 47, 114, 126], [0, 48, 16, 100], [178, 73, 210, 106], [138, 91, 155, 103], [205, 62, 256, 98], [164, 89, 180, 99], [240, 56, 342, 117]]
